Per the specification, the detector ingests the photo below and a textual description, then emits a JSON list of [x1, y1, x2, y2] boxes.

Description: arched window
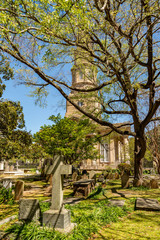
[[78, 101, 83, 107], [100, 142, 109, 162], [79, 71, 83, 80]]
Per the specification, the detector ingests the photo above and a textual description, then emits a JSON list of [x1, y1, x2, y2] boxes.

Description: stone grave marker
[[9, 165, 14, 172], [150, 179, 159, 189], [14, 180, 24, 200], [89, 171, 96, 180], [109, 199, 125, 208], [4, 162, 9, 172], [0, 161, 4, 171], [72, 171, 78, 182], [19, 199, 41, 221], [16, 161, 19, 171], [135, 198, 160, 211], [3, 179, 12, 189], [43, 155, 74, 231]]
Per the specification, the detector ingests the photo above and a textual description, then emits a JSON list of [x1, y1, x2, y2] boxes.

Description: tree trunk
[[133, 134, 146, 186]]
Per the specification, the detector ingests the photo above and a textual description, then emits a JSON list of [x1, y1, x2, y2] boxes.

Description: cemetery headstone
[[43, 155, 74, 231], [5, 162, 9, 172], [150, 179, 159, 189], [73, 179, 95, 197], [15, 180, 24, 200], [89, 171, 96, 180], [0, 161, 4, 171], [109, 199, 125, 208], [19, 199, 41, 221], [72, 171, 78, 182], [9, 165, 14, 172], [121, 172, 130, 188], [3, 179, 12, 189], [135, 198, 160, 211], [16, 162, 19, 171]]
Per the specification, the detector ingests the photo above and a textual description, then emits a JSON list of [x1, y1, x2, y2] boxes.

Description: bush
[[118, 163, 132, 175], [0, 187, 14, 205]]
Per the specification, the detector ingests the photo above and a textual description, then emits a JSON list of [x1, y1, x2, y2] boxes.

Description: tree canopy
[[0, 0, 160, 182], [34, 114, 98, 165]]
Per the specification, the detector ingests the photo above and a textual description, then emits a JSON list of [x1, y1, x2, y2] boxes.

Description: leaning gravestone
[[43, 155, 74, 231], [19, 199, 41, 221], [135, 198, 160, 211], [15, 180, 24, 200]]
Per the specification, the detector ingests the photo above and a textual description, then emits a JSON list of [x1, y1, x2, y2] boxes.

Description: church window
[[78, 101, 83, 107], [79, 71, 83, 80], [100, 142, 109, 162]]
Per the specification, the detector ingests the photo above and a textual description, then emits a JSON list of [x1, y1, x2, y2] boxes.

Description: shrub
[[0, 187, 14, 205], [118, 163, 132, 175]]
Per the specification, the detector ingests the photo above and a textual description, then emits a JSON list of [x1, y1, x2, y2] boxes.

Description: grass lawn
[[93, 211, 160, 240], [0, 179, 160, 239]]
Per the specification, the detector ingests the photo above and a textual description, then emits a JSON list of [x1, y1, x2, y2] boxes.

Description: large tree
[[0, 0, 160, 184], [34, 114, 98, 165]]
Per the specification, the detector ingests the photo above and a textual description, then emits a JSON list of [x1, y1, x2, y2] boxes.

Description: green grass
[[5, 199, 129, 240], [1, 179, 160, 240], [93, 211, 160, 240]]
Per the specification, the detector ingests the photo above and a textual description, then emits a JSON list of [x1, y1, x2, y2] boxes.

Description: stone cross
[[46, 155, 72, 211], [16, 161, 19, 171]]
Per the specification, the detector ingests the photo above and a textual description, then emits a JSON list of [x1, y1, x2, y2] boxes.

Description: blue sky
[[3, 79, 66, 135]]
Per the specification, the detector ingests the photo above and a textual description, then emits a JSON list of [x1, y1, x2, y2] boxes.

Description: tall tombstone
[[43, 155, 75, 231], [19, 199, 41, 221], [9, 165, 14, 172], [15, 180, 24, 200], [0, 161, 4, 171], [4, 162, 9, 172]]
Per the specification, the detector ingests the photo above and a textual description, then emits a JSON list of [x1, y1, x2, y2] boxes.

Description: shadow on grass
[[111, 188, 128, 199], [2, 222, 26, 240]]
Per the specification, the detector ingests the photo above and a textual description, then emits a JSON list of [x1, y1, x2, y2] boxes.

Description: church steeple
[[65, 54, 101, 118]]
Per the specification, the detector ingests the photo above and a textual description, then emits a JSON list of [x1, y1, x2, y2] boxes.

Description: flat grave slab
[[135, 198, 160, 211]]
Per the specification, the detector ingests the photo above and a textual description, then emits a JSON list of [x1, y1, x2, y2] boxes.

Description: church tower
[[65, 55, 101, 118]]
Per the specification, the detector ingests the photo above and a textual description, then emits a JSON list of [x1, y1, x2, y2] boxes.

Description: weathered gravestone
[[43, 155, 74, 231], [9, 165, 14, 172], [0, 161, 4, 171], [19, 199, 41, 221], [4, 162, 9, 172], [72, 171, 78, 182], [89, 171, 96, 180], [14, 180, 24, 200], [3, 179, 12, 189], [109, 199, 125, 208], [135, 198, 160, 211], [73, 179, 95, 197], [150, 179, 159, 189]]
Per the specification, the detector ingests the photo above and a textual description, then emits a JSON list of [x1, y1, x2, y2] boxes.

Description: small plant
[[0, 187, 14, 205], [118, 163, 132, 175]]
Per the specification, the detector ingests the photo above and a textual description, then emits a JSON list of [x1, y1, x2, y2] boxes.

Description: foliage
[[0, 187, 14, 205], [118, 163, 132, 175], [34, 114, 99, 165]]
